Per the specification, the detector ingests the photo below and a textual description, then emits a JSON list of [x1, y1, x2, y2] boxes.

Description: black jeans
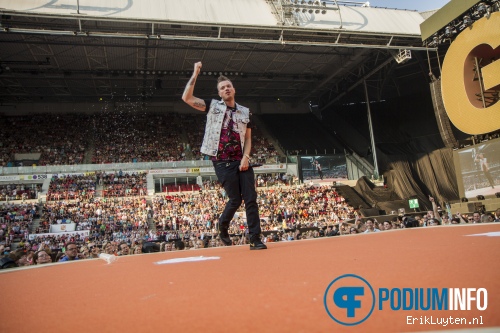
[[213, 160, 261, 238]]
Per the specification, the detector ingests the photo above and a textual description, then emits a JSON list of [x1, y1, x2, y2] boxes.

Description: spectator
[[364, 218, 380, 233], [427, 218, 440, 226], [5, 249, 30, 267], [481, 213, 494, 223], [102, 241, 115, 255], [79, 246, 90, 259], [89, 244, 101, 258], [0, 256, 18, 269], [325, 225, 337, 236], [494, 208, 500, 222], [34, 250, 53, 265], [349, 226, 359, 235], [471, 211, 481, 224], [382, 220, 393, 231], [118, 242, 130, 256], [59, 242, 81, 262]]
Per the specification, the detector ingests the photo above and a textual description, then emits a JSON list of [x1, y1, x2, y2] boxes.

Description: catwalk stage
[[1, 223, 499, 333]]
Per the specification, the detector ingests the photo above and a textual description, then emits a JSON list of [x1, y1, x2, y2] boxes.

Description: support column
[[363, 80, 379, 179]]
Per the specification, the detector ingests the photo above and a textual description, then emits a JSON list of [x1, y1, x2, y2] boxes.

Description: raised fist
[[193, 62, 202, 75]]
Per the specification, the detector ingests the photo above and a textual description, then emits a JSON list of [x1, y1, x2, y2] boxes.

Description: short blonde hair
[[217, 75, 231, 84], [217, 75, 232, 89]]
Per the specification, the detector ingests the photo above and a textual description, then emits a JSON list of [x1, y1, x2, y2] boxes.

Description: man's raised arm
[[182, 61, 206, 111]]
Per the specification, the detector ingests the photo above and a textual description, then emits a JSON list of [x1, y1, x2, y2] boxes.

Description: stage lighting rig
[[281, 0, 333, 16], [394, 49, 412, 64], [444, 25, 457, 38], [463, 15, 473, 27], [423, 0, 500, 47], [427, 34, 441, 47]]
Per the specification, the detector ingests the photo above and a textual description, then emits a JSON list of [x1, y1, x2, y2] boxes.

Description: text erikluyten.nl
[[407, 315, 483, 327]]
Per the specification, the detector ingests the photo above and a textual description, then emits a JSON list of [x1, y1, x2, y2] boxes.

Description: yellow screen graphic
[[441, 12, 500, 134]]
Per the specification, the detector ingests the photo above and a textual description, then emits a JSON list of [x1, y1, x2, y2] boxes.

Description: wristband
[[244, 154, 251, 160]]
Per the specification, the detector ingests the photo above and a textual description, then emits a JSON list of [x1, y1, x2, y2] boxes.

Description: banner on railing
[[51, 173, 86, 178], [28, 230, 90, 241], [50, 223, 76, 233], [149, 168, 197, 175], [152, 165, 286, 175], [19, 174, 49, 181], [258, 164, 286, 170], [0, 175, 20, 181], [100, 170, 147, 175]]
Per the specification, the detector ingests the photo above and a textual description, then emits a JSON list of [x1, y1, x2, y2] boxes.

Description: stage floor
[[1, 223, 499, 333]]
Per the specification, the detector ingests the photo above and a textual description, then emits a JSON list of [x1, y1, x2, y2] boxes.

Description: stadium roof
[[0, 0, 441, 106]]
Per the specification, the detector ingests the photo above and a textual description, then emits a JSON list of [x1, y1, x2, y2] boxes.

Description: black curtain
[[383, 148, 460, 210]]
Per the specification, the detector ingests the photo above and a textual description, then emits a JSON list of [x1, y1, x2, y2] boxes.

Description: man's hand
[[193, 62, 202, 76], [239, 157, 249, 171]]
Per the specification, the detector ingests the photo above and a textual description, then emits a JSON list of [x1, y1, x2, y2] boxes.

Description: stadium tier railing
[[0, 156, 292, 176], [0, 160, 213, 175]]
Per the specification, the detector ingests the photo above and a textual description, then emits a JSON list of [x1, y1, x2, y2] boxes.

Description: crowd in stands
[[90, 111, 281, 164], [46, 174, 96, 201], [39, 196, 151, 233], [0, 112, 282, 167], [92, 112, 190, 163], [45, 171, 147, 201], [256, 173, 298, 187], [0, 184, 41, 201], [100, 170, 148, 197], [0, 114, 89, 166], [180, 113, 204, 160], [0, 202, 39, 252], [1, 179, 499, 269], [251, 126, 280, 164], [160, 173, 293, 194]]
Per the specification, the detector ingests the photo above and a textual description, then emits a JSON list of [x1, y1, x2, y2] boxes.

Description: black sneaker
[[250, 237, 267, 250], [219, 225, 232, 246]]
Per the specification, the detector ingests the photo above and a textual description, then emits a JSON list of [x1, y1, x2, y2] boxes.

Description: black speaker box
[[467, 202, 485, 213], [142, 242, 160, 253], [430, 79, 458, 148]]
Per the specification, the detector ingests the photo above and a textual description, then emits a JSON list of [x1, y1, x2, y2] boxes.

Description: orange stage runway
[[1, 223, 499, 333]]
